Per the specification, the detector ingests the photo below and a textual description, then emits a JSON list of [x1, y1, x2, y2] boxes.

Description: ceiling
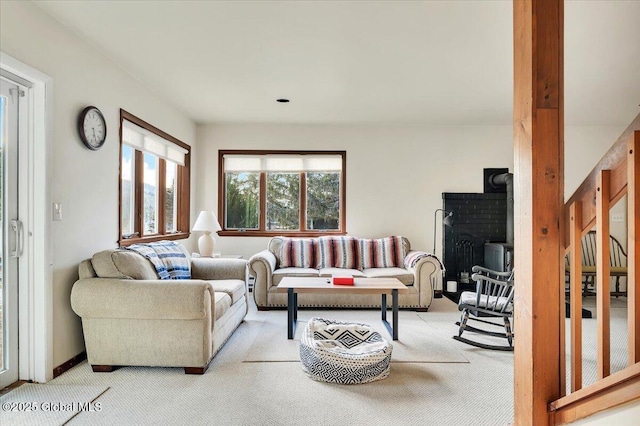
[[34, 0, 640, 126]]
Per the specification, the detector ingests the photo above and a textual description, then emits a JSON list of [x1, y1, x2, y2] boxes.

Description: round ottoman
[[299, 317, 393, 384]]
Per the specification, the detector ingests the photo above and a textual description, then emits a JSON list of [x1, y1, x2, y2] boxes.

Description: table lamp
[[192, 211, 222, 257]]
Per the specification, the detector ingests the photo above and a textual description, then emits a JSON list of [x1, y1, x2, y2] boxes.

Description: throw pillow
[[280, 238, 317, 268], [359, 236, 406, 269], [317, 236, 360, 270]]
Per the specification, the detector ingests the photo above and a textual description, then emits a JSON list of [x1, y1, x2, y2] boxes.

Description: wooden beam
[[629, 132, 640, 364], [570, 201, 583, 392], [596, 170, 611, 378], [513, 0, 564, 424]]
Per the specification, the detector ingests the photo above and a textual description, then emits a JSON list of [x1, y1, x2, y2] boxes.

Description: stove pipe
[[489, 172, 514, 246]]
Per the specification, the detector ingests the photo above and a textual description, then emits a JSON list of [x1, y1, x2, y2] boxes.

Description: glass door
[[0, 77, 20, 389]]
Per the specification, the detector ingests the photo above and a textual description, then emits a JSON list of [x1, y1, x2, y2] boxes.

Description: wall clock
[[78, 106, 107, 150]]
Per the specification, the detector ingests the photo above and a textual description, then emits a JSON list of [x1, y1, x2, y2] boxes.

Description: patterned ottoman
[[299, 318, 393, 384]]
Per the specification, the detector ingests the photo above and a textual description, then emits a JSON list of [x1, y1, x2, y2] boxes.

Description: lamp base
[[198, 232, 215, 257]]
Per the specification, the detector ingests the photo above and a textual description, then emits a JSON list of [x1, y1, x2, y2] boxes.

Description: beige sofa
[[249, 236, 443, 311], [71, 246, 248, 374]]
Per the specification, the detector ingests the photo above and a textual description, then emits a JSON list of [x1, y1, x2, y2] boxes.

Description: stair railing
[[548, 113, 640, 424]]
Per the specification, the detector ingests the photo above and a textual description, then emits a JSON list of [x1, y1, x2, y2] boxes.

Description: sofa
[[249, 236, 443, 311], [71, 243, 248, 374]]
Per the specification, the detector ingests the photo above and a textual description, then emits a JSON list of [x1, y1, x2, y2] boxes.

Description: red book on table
[[332, 274, 354, 285]]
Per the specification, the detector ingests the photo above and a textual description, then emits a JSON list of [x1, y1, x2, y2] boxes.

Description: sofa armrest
[[248, 250, 277, 307], [191, 258, 248, 281], [71, 278, 213, 320], [404, 251, 443, 307], [249, 250, 276, 277]]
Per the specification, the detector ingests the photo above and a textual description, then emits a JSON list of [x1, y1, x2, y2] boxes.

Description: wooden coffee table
[[276, 277, 408, 340]]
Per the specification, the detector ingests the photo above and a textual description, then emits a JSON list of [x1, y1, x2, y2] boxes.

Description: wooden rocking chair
[[453, 265, 515, 351]]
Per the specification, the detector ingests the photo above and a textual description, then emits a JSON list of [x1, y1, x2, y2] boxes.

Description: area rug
[[243, 309, 469, 363], [0, 384, 109, 426]]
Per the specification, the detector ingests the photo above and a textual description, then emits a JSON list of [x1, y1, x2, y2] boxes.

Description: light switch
[[612, 213, 624, 222], [53, 202, 63, 221]]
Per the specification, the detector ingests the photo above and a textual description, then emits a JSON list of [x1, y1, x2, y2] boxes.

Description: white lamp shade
[[192, 211, 222, 232]]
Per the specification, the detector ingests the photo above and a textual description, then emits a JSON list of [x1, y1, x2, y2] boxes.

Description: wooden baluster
[[629, 132, 640, 364], [559, 245, 567, 398], [570, 201, 583, 391], [596, 170, 611, 378]]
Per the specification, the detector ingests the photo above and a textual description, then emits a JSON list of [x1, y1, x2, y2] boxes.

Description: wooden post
[[514, 0, 564, 424]]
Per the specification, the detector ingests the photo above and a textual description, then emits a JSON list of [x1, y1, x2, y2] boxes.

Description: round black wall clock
[[78, 106, 107, 150]]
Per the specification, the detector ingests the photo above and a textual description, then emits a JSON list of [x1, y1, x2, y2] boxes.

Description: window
[[219, 150, 346, 236], [119, 109, 191, 245]]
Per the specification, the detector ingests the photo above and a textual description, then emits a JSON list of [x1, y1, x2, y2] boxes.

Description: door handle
[[10, 219, 23, 258]]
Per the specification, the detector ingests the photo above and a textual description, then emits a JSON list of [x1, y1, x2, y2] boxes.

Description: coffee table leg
[[392, 289, 399, 340], [287, 288, 296, 339], [382, 292, 398, 340], [381, 293, 387, 321]]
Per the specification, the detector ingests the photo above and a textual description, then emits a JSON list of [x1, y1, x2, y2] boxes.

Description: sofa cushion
[[362, 267, 414, 286], [317, 236, 360, 269], [92, 250, 158, 280], [359, 236, 406, 269], [207, 279, 246, 305], [318, 268, 366, 278], [214, 292, 232, 321], [273, 268, 320, 285], [279, 238, 317, 268]]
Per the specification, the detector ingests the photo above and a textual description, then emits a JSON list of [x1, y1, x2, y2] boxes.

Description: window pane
[[121, 145, 135, 236], [306, 172, 340, 230], [225, 172, 259, 229], [266, 173, 299, 230], [143, 152, 158, 235], [119, 110, 191, 243], [165, 161, 177, 233]]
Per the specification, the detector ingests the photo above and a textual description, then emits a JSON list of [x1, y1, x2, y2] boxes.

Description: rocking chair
[[453, 265, 515, 351]]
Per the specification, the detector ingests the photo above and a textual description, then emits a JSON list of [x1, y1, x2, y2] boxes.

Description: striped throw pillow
[[359, 236, 406, 269], [279, 238, 317, 268], [317, 236, 360, 270]]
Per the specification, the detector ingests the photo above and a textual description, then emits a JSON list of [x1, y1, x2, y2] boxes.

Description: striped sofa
[[249, 236, 443, 311]]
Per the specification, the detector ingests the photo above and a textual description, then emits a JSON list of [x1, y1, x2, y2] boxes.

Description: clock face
[[79, 106, 107, 150]]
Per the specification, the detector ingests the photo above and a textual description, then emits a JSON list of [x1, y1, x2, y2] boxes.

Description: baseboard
[[53, 351, 87, 378], [0, 380, 30, 394]]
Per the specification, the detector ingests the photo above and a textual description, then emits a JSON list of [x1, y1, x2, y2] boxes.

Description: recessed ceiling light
[[276, 99, 290, 103]]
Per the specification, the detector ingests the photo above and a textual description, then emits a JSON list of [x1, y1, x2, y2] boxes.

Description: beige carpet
[[8, 297, 515, 426], [243, 309, 469, 363], [4, 296, 627, 425], [0, 384, 109, 426], [566, 296, 630, 391]]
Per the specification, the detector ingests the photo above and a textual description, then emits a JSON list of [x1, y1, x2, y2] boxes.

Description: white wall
[[0, 1, 197, 367], [196, 124, 515, 258], [198, 123, 628, 259], [565, 125, 628, 247], [565, 125, 627, 197]]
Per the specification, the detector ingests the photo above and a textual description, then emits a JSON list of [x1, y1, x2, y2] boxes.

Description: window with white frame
[[119, 109, 190, 245], [218, 150, 346, 236]]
